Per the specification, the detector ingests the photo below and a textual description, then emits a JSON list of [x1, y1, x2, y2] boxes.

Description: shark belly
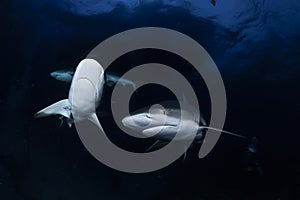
[[69, 59, 105, 124]]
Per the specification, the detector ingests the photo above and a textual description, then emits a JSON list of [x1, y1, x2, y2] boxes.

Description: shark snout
[[122, 114, 152, 130], [50, 72, 57, 78], [121, 116, 131, 127]]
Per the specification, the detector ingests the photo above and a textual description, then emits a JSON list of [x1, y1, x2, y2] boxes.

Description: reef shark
[[35, 59, 138, 128], [34, 59, 105, 129], [50, 69, 74, 83], [122, 101, 247, 154]]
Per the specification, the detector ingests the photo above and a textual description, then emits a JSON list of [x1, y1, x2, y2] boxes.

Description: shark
[[50, 67, 137, 89], [36, 59, 138, 127], [34, 59, 105, 129], [50, 69, 74, 83], [105, 72, 137, 90], [122, 101, 248, 154]]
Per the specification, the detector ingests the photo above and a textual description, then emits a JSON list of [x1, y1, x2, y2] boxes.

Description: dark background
[[0, 0, 299, 199]]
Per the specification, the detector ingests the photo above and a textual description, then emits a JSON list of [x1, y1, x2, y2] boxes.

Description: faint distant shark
[[35, 59, 105, 129], [50, 69, 74, 82], [122, 101, 247, 156], [51, 68, 137, 89]]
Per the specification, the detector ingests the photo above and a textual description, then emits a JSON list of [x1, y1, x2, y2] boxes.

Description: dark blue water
[[0, 0, 299, 199]]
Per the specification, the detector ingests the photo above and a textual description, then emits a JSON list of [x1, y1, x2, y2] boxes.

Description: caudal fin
[[87, 113, 104, 133], [199, 126, 248, 140], [34, 99, 71, 119]]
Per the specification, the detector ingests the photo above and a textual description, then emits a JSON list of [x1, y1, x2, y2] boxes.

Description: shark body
[[35, 59, 104, 129], [122, 101, 247, 152]]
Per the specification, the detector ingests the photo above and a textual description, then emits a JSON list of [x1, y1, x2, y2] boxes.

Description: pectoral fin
[[142, 125, 177, 136], [34, 99, 71, 119], [146, 140, 168, 152]]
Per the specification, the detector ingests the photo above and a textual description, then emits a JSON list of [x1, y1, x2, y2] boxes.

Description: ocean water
[[0, 0, 299, 199]]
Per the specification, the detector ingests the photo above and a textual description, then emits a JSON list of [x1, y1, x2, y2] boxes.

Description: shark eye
[[146, 114, 151, 119]]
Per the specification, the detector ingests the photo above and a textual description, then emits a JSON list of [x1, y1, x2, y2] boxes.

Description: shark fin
[[146, 140, 168, 152], [34, 99, 71, 119], [143, 125, 177, 136], [199, 126, 248, 140], [88, 113, 104, 133], [66, 118, 74, 128], [106, 72, 138, 91], [183, 147, 187, 161], [58, 115, 74, 128], [50, 68, 74, 83], [59, 116, 64, 127], [105, 81, 115, 87]]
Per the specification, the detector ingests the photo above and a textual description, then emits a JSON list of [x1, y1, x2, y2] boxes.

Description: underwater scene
[[0, 0, 300, 199]]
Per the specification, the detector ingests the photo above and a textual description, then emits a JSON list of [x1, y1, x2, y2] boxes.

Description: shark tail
[[34, 99, 72, 119], [199, 126, 249, 140]]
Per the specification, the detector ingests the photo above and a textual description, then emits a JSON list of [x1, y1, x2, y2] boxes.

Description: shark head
[[122, 106, 171, 134]]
